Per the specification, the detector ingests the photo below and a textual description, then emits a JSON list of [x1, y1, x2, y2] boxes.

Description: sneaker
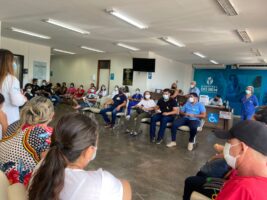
[[187, 142, 194, 151], [125, 129, 131, 133], [130, 131, 134, 135], [150, 137, 156, 143], [133, 131, 138, 136], [166, 141, 177, 148], [126, 115, 130, 120], [156, 139, 163, 145]]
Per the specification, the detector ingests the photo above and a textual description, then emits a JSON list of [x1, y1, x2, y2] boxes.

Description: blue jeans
[[127, 101, 139, 115], [171, 117, 200, 142], [51, 95, 61, 106], [149, 113, 175, 140], [100, 106, 123, 125]]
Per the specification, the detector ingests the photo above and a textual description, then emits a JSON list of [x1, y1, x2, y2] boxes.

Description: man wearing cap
[[167, 93, 206, 151], [215, 120, 267, 200], [241, 85, 258, 120]]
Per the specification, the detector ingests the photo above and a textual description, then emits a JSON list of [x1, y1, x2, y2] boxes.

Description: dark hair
[[32, 78, 38, 83], [28, 113, 98, 200], [0, 93, 5, 104], [124, 86, 129, 93], [189, 92, 198, 98], [216, 94, 221, 98], [56, 83, 61, 87], [0, 49, 14, 87], [254, 106, 267, 124], [163, 88, 171, 93], [70, 82, 74, 87], [24, 83, 32, 90]]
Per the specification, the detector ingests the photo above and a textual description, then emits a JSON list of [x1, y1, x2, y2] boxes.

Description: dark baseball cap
[[215, 120, 267, 156]]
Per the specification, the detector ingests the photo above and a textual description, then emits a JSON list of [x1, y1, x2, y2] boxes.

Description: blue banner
[[194, 67, 265, 115]]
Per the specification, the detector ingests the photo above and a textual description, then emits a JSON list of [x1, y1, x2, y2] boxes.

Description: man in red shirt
[[215, 120, 267, 200]]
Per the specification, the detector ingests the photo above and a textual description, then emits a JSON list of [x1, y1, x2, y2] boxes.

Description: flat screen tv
[[132, 58, 155, 72]]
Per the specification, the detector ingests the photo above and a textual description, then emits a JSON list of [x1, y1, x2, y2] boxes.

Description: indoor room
[[1, 0, 267, 200]]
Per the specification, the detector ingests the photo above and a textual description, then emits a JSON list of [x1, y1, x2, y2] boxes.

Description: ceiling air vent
[[237, 64, 267, 70]]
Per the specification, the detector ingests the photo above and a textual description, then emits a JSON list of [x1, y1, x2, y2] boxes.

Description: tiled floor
[[52, 104, 224, 200]]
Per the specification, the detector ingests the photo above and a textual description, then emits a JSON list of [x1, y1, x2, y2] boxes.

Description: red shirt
[[216, 175, 267, 200], [67, 87, 76, 95], [75, 88, 85, 98]]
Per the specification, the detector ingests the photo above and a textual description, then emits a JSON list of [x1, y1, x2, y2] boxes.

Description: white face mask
[[246, 90, 251, 95], [190, 84, 195, 88], [91, 147, 97, 161], [27, 88, 32, 93], [145, 94, 151, 99], [80, 87, 83, 90], [163, 94, 169, 100], [115, 87, 119, 91], [189, 97, 194, 103], [223, 142, 240, 169], [91, 89, 95, 93], [42, 82, 46, 86], [136, 90, 140, 94]]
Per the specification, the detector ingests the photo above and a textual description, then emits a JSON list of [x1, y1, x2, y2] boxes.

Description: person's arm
[[116, 101, 127, 111], [120, 179, 132, 200], [9, 77, 27, 106], [170, 89, 179, 99], [254, 95, 259, 107], [162, 107, 179, 116], [104, 98, 114, 107], [0, 111, 8, 136]]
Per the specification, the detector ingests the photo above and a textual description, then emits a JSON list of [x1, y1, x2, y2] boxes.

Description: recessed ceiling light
[[160, 37, 185, 47], [106, 9, 148, 29], [11, 27, 51, 39], [81, 46, 105, 53], [193, 52, 206, 58], [210, 60, 219, 64], [116, 43, 140, 51], [44, 19, 90, 35], [53, 49, 75, 55], [216, 0, 238, 16], [236, 30, 252, 43]]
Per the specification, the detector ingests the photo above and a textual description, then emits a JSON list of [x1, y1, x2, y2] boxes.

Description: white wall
[[50, 52, 193, 94], [1, 37, 51, 86]]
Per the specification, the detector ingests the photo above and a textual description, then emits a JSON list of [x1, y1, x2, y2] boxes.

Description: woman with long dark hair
[[0, 49, 27, 124], [29, 113, 132, 200]]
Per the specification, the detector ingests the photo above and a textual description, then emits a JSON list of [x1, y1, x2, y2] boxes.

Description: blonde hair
[[20, 96, 54, 126]]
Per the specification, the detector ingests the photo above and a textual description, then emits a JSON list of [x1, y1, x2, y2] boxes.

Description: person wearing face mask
[[125, 91, 156, 136], [28, 113, 132, 200], [31, 78, 41, 96], [241, 86, 258, 120], [167, 93, 206, 151], [170, 82, 182, 100], [188, 81, 200, 97], [214, 120, 267, 200], [110, 85, 120, 98], [96, 84, 108, 99], [73, 86, 98, 110], [100, 87, 127, 128], [150, 89, 178, 144], [209, 94, 223, 107], [24, 83, 34, 100], [126, 88, 143, 119]]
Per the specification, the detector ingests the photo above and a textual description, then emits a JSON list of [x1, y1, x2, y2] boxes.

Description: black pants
[[183, 172, 215, 200]]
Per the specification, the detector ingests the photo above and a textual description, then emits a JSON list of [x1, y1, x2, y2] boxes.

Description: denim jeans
[[149, 113, 175, 140], [100, 106, 123, 125]]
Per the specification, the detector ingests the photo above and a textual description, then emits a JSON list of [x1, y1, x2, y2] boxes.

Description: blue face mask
[[13, 62, 17, 70]]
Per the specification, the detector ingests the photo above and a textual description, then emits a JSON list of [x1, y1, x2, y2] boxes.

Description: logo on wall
[[207, 77, 213, 85]]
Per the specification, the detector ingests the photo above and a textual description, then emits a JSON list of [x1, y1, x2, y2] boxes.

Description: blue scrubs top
[[241, 95, 258, 116]]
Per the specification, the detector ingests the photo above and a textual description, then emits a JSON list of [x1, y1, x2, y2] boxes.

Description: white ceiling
[[0, 0, 267, 65]]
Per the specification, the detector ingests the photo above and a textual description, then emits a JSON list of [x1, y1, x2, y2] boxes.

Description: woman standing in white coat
[[0, 49, 27, 125]]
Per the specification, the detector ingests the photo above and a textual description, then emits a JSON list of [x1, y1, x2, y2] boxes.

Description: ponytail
[[28, 144, 67, 200]]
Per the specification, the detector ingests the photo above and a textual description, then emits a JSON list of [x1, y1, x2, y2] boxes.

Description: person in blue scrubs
[[241, 86, 259, 120], [167, 93, 206, 151], [126, 88, 143, 118]]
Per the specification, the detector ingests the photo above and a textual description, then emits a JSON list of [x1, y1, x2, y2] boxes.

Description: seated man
[[215, 120, 267, 200], [100, 88, 127, 128], [126, 88, 143, 118], [209, 94, 223, 106], [167, 93, 206, 151], [150, 89, 178, 144]]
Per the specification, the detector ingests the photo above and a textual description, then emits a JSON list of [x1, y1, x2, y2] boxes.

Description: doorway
[[97, 60, 110, 91]]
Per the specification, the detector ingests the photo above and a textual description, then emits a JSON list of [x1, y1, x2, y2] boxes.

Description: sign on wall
[[123, 68, 133, 85], [33, 61, 47, 81]]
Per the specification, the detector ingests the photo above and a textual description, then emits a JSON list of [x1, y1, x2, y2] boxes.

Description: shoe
[[125, 129, 131, 133], [126, 115, 130, 120], [130, 131, 134, 135], [104, 123, 111, 128], [156, 139, 163, 145], [187, 142, 194, 151], [133, 131, 138, 136], [166, 141, 177, 148], [150, 137, 156, 143]]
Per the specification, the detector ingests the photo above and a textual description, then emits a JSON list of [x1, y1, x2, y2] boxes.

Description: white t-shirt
[[209, 98, 223, 106], [0, 74, 26, 124], [60, 168, 123, 200], [137, 99, 156, 111]]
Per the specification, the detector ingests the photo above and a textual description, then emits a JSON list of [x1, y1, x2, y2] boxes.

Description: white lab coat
[[0, 74, 26, 125]]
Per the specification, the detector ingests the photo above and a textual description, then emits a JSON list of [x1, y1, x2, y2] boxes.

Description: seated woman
[[23, 83, 34, 100], [125, 91, 156, 136], [126, 88, 143, 118], [61, 83, 76, 99], [96, 84, 108, 98], [0, 96, 54, 186], [0, 93, 8, 139], [59, 82, 67, 95], [73, 86, 98, 110], [28, 113, 132, 200], [72, 85, 85, 106]]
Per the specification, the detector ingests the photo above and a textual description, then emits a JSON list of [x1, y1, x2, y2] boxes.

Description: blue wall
[[194, 66, 267, 115]]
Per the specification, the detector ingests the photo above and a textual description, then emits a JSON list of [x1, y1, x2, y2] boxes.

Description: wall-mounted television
[[132, 58, 155, 72]]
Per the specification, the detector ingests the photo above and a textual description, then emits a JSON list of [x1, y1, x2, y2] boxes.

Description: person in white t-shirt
[[28, 113, 132, 200], [125, 91, 156, 136], [0, 49, 27, 125], [209, 95, 223, 107]]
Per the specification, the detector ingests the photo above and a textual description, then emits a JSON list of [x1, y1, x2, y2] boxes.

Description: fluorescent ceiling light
[[81, 46, 105, 53], [236, 30, 252, 43], [193, 52, 206, 58], [161, 37, 185, 47], [53, 49, 75, 55], [250, 48, 261, 56], [11, 27, 50, 39], [116, 43, 140, 51], [106, 9, 148, 29], [45, 19, 90, 35], [210, 60, 219, 64], [216, 0, 238, 16]]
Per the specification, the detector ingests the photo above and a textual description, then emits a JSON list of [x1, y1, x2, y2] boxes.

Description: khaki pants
[[126, 111, 151, 132]]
